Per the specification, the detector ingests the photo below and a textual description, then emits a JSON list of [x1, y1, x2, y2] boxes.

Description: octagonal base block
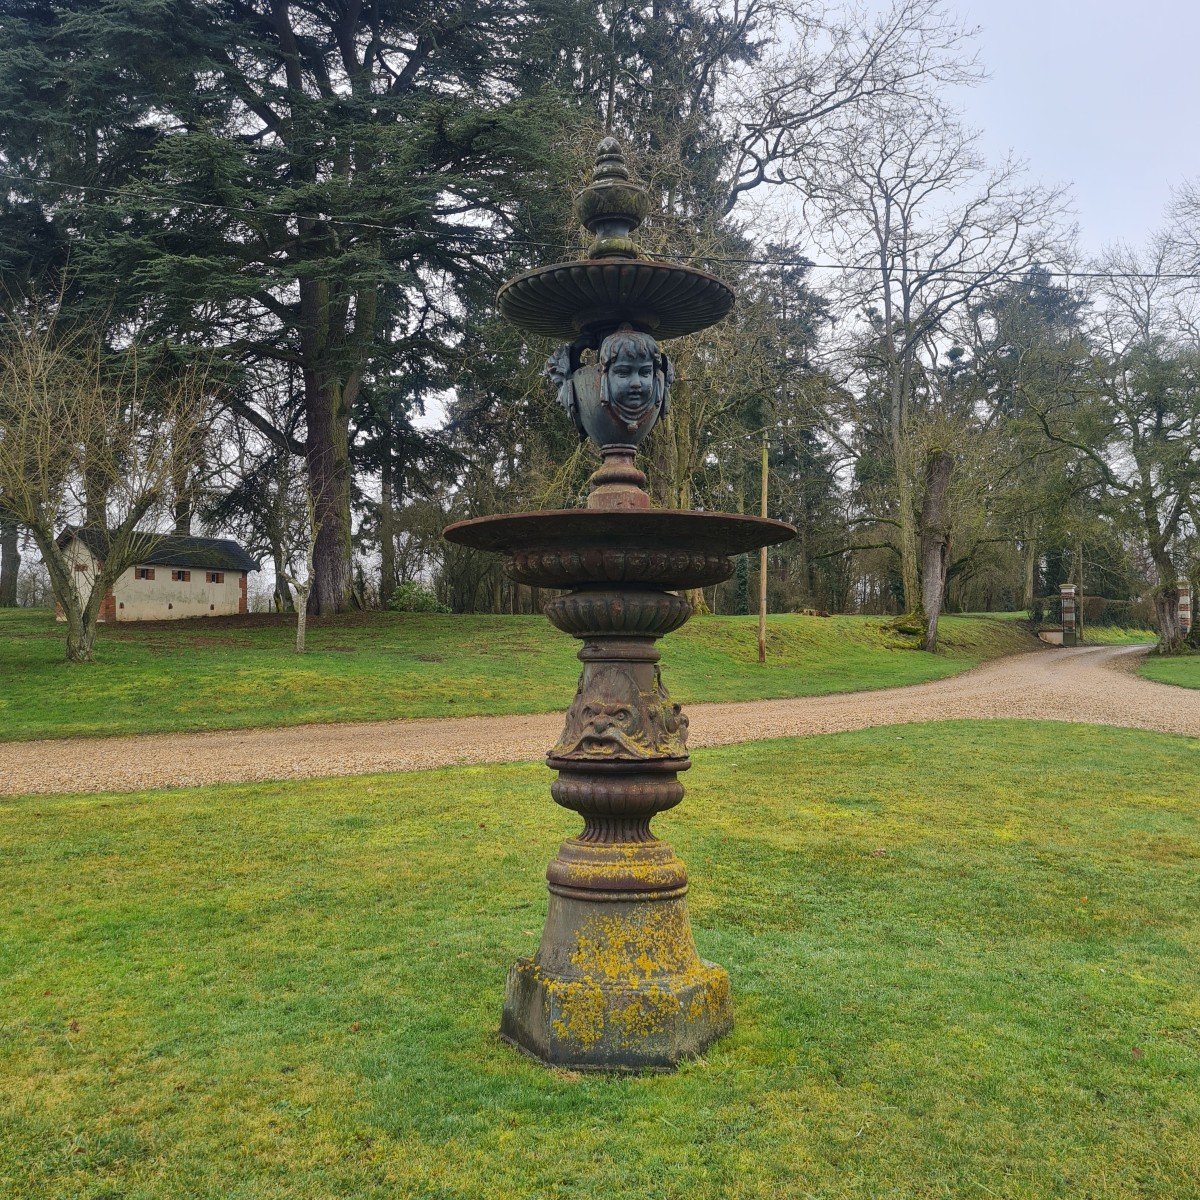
[[500, 956, 732, 1072], [499, 885, 733, 1072]]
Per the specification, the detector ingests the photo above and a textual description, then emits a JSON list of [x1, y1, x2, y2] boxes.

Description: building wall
[[113, 563, 245, 621], [55, 539, 110, 622], [57, 539, 248, 621]]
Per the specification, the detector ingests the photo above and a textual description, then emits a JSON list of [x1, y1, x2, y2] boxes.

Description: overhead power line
[[5, 167, 1200, 282]]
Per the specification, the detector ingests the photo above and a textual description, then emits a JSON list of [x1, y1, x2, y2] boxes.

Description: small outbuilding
[[56, 527, 260, 622]]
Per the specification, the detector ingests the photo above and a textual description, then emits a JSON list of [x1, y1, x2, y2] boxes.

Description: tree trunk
[[0, 518, 19, 606], [304, 373, 353, 615], [173, 495, 192, 536], [896, 467, 921, 617], [172, 436, 193, 535], [84, 457, 109, 531], [272, 543, 294, 612], [295, 598, 308, 653], [1076, 539, 1085, 644], [379, 455, 395, 608], [1154, 583, 1184, 654], [30, 525, 102, 663], [757, 434, 768, 661], [920, 450, 954, 653], [889, 370, 921, 616], [1022, 536, 1037, 613], [734, 480, 749, 615], [734, 554, 750, 615], [64, 605, 99, 664]]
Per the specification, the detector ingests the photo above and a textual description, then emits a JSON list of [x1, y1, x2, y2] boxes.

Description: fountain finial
[[576, 137, 651, 260]]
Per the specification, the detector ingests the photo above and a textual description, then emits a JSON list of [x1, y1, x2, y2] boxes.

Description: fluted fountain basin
[[497, 259, 735, 340], [443, 509, 795, 591]]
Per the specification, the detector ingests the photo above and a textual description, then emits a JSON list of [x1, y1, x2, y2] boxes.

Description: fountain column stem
[[586, 446, 651, 511], [498, 590, 733, 1071]]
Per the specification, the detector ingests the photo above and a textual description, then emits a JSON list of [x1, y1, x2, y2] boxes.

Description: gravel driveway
[[2, 644, 1195, 797]]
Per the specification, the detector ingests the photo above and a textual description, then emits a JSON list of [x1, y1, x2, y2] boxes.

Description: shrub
[[386, 582, 450, 614]]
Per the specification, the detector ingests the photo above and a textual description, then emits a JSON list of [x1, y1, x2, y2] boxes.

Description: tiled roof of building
[[58, 527, 260, 573]]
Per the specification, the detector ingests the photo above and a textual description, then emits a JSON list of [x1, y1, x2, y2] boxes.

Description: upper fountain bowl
[[497, 137, 735, 343], [498, 258, 735, 341]]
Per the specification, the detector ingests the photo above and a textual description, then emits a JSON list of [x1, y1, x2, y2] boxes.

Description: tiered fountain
[[444, 137, 794, 1072]]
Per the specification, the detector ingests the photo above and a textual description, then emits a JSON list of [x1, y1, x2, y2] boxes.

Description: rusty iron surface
[[443, 508, 795, 556], [497, 259, 735, 341]]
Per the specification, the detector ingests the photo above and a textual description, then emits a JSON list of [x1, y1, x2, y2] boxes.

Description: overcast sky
[[950, 0, 1200, 256]]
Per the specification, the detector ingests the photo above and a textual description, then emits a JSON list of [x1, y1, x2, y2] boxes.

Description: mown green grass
[[2, 720, 1199, 1199], [1025, 622, 1158, 646], [1141, 655, 1200, 689], [0, 609, 1034, 741], [1079, 625, 1159, 645], [959, 608, 1030, 620]]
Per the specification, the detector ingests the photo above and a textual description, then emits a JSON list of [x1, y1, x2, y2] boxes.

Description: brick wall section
[[239, 572, 248, 614], [55, 584, 116, 622]]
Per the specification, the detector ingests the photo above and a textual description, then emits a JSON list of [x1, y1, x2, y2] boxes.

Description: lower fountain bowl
[[442, 509, 795, 591]]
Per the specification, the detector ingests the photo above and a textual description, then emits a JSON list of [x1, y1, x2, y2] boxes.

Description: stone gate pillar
[[1061, 583, 1077, 647]]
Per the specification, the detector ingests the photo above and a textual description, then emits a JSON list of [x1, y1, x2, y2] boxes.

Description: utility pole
[[1077, 537, 1085, 645], [758, 430, 768, 664]]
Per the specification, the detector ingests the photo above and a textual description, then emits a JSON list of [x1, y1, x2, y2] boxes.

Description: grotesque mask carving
[[552, 664, 688, 761]]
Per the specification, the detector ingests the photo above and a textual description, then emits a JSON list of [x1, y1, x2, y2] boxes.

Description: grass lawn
[[0, 608, 1035, 741], [1141, 655, 1200, 689], [3, 720, 1199, 1198], [1079, 626, 1159, 645]]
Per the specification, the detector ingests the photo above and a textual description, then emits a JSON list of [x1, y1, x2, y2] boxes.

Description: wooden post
[[758, 431, 768, 665], [1077, 538, 1085, 645]]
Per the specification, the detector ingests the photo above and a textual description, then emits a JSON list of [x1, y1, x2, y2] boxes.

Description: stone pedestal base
[[500, 885, 733, 1072]]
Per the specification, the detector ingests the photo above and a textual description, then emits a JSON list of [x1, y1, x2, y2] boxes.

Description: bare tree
[[202, 371, 307, 614], [0, 314, 209, 662], [278, 486, 322, 654], [806, 98, 1063, 648], [718, 0, 981, 214], [1035, 239, 1200, 652], [0, 515, 18, 606]]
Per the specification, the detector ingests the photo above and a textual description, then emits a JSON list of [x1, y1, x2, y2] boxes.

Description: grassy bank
[[1142, 655, 1200, 689], [2, 721, 1198, 1198], [1078, 625, 1159, 645], [0, 609, 1035, 741]]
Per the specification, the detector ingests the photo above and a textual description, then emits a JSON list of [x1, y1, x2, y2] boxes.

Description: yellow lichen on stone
[[557, 854, 683, 888], [686, 967, 732, 1024], [569, 903, 698, 984], [546, 976, 607, 1048], [611, 984, 682, 1043]]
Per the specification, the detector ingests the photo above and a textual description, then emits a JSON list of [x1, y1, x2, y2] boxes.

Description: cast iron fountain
[[444, 137, 795, 1072]]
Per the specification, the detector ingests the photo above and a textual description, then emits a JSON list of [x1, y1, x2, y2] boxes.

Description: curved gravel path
[[1, 644, 1194, 797]]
